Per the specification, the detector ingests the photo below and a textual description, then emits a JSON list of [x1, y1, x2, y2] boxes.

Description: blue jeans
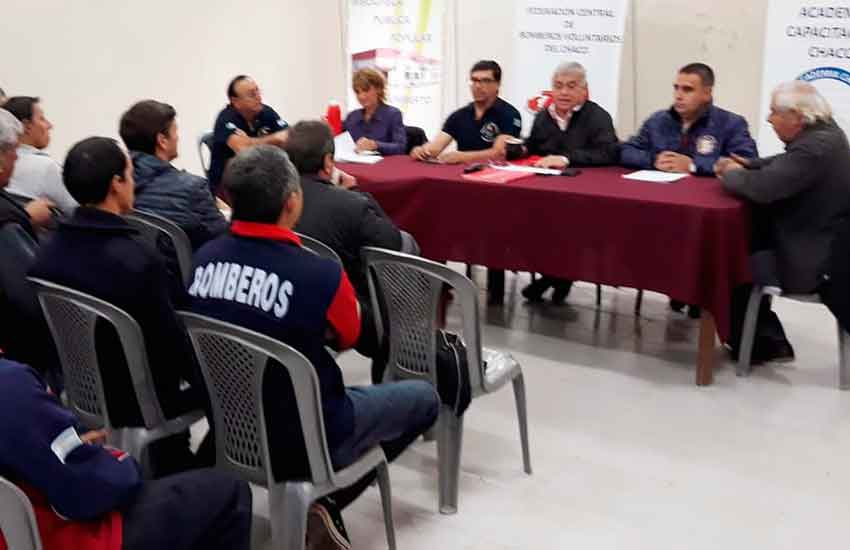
[[331, 380, 439, 470], [325, 380, 438, 510]]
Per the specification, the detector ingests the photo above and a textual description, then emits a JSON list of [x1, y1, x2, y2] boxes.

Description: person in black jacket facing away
[[286, 120, 419, 359], [120, 100, 228, 250], [29, 137, 211, 476], [521, 61, 621, 304]]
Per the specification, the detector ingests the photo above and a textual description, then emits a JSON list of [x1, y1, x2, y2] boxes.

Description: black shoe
[[521, 281, 547, 303], [550, 280, 573, 306], [307, 498, 351, 550], [687, 305, 702, 319], [670, 299, 686, 313]]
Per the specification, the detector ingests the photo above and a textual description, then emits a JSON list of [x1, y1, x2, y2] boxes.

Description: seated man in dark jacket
[[0, 357, 251, 550], [188, 146, 438, 549], [285, 120, 419, 358], [120, 100, 228, 249], [522, 61, 621, 305], [621, 62, 758, 317], [29, 137, 210, 476], [716, 81, 850, 363]]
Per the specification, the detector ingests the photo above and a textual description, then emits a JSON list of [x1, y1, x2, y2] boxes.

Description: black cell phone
[[463, 163, 487, 174], [561, 168, 582, 177]]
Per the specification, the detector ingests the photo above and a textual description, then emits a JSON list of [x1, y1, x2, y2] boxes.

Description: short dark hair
[[119, 100, 176, 155], [63, 137, 127, 205], [3, 96, 39, 122], [284, 120, 335, 175], [471, 60, 502, 82], [227, 75, 250, 99], [225, 145, 301, 224], [679, 63, 715, 88]]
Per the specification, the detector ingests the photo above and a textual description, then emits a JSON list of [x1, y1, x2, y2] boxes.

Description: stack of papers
[[333, 131, 384, 164], [622, 170, 689, 183], [490, 164, 562, 176]]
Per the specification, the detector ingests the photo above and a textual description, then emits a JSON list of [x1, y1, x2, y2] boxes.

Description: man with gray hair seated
[[521, 61, 621, 304], [715, 81, 850, 363]]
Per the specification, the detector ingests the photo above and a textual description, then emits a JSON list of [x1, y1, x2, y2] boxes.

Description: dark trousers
[[121, 469, 252, 550], [727, 205, 789, 350]]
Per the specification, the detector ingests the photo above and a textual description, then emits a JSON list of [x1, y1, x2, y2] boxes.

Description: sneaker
[[687, 305, 702, 319], [550, 280, 573, 306], [669, 299, 686, 313], [306, 498, 351, 550]]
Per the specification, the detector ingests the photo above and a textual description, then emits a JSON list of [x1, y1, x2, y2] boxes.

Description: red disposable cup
[[326, 101, 342, 135]]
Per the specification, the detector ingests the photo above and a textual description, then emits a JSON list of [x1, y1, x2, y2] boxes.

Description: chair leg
[[634, 290, 644, 316], [512, 372, 532, 475], [375, 462, 397, 550], [838, 321, 850, 390], [271, 483, 311, 550], [595, 284, 602, 307], [436, 405, 463, 514], [737, 286, 763, 377]]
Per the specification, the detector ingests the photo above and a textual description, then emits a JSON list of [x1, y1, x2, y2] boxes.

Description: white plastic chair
[[0, 476, 42, 550], [126, 209, 194, 285], [28, 278, 205, 475], [179, 312, 396, 550], [363, 247, 531, 514]]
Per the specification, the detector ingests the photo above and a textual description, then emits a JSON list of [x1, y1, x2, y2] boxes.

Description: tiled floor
[[247, 268, 850, 549]]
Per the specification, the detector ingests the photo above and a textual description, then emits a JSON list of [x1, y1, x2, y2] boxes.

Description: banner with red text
[[346, 0, 446, 138]]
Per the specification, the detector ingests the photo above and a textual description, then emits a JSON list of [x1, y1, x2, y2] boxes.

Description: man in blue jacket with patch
[[621, 63, 757, 176], [621, 62, 758, 316]]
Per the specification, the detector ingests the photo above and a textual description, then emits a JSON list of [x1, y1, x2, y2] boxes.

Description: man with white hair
[[521, 61, 620, 304], [716, 81, 850, 363]]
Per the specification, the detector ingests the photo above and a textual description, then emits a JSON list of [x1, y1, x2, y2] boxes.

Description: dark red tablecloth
[[339, 157, 752, 341]]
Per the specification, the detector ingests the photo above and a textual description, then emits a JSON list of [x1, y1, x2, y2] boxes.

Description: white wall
[[1, 0, 770, 174]]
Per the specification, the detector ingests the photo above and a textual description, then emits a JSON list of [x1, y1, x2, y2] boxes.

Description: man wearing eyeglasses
[[208, 75, 290, 192], [410, 60, 522, 165]]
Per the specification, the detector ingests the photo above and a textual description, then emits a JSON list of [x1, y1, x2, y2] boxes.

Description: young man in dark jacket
[[0, 358, 252, 550], [29, 137, 210, 476], [521, 61, 621, 305], [120, 100, 228, 249], [188, 145, 438, 550], [285, 120, 419, 358]]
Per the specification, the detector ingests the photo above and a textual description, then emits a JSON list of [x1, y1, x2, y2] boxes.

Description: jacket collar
[[300, 172, 334, 187], [230, 221, 302, 246], [668, 102, 714, 128], [17, 144, 49, 157], [131, 151, 174, 179], [60, 206, 137, 234]]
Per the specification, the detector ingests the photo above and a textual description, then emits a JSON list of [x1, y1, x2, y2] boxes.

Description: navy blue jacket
[[0, 359, 141, 520], [188, 222, 360, 479], [621, 105, 758, 175], [29, 207, 203, 427], [131, 152, 228, 250]]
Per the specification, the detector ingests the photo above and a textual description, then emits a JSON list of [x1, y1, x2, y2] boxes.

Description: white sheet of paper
[[622, 170, 689, 183], [491, 164, 562, 176], [333, 131, 384, 164]]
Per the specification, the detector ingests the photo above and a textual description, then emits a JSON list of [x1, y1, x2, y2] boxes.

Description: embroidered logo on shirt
[[480, 122, 500, 143], [696, 135, 718, 155]]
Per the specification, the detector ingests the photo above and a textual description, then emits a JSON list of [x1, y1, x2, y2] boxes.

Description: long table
[[340, 157, 752, 386]]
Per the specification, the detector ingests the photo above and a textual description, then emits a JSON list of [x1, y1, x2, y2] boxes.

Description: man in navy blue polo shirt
[[188, 145, 438, 549], [208, 75, 289, 191], [410, 60, 522, 165]]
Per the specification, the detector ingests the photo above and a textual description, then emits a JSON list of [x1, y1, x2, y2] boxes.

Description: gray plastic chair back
[[295, 232, 342, 265], [197, 131, 215, 180], [0, 476, 42, 550], [125, 209, 194, 285], [28, 278, 169, 431], [179, 312, 336, 486], [363, 247, 484, 391]]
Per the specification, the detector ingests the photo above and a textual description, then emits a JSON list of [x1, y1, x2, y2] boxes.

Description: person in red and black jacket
[[0, 358, 252, 550], [188, 145, 438, 550]]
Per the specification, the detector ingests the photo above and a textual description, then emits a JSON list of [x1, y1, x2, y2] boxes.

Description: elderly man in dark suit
[[715, 81, 850, 363]]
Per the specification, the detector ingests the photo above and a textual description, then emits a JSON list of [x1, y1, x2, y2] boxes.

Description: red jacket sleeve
[[326, 270, 361, 349]]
